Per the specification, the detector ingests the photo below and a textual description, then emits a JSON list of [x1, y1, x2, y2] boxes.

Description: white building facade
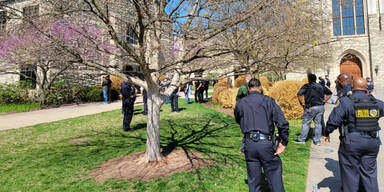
[[287, 0, 384, 88]]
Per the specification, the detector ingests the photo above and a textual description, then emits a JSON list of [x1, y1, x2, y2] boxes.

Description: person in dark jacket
[[294, 73, 332, 145], [204, 80, 210, 99], [102, 75, 112, 103], [120, 81, 136, 131], [324, 77, 384, 192], [234, 78, 289, 192]]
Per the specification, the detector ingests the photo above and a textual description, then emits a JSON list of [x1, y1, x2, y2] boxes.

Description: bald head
[[352, 77, 368, 91], [337, 73, 352, 88]]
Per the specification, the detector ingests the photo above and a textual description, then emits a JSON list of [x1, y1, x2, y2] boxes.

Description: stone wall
[[287, 0, 384, 90]]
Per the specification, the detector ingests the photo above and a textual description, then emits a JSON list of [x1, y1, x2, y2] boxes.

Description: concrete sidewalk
[[0, 96, 143, 131], [305, 90, 384, 192], [0, 90, 209, 131]]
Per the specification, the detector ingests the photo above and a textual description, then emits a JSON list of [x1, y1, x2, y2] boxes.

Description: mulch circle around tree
[[203, 102, 234, 117], [89, 150, 210, 182]]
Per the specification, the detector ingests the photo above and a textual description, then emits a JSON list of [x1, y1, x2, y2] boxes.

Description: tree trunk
[[142, 88, 163, 162]]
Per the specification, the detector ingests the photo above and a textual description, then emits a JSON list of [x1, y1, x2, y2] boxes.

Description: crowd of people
[[103, 72, 381, 192], [234, 73, 382, 192]]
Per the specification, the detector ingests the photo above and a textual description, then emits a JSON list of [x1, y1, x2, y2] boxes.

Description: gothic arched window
[[332, 0, 365, 36]]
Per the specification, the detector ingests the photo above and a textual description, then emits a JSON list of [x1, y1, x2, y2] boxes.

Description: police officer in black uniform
[[324, 77, 384, 192], [121, 81, 136, 132], [234, 78, 289, 192]]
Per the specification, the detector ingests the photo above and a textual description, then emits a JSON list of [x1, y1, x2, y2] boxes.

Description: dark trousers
[[170, 93, 179, 112], [198, 89, 204, 103], [195, 90, 198, 102], [244, 139, 285, 192], [205, 88, 209, 99], [122, 98, 134, 131], [143, 93, 148, 114], [338, 134, 380, 192]]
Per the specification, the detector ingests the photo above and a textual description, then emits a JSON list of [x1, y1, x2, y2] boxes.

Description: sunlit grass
[[0, 100, 309, 192]]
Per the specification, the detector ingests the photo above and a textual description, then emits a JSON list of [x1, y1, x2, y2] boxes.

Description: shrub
[[266, 80, 305, 119], [45, 81, 76, 106], [212, 79, 231, 104], [260, 76, 274, 91], [212, 78, 239, 108], [234, 75, 245, 88], [110, 75, 124, 90], [86, 87, 103, 102], [0, 83, 31, 104]]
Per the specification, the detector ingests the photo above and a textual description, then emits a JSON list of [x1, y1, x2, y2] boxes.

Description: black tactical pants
[[122, 98, 134, 131], [244, 138, 285, 192], [338, 133, 381, 192]]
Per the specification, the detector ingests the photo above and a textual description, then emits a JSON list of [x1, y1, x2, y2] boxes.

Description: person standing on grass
[[324, 77, 384, 192], [294, 73, 332, 146], [102, 75, 112, 104], [142, 89, 147, 115], [184, 80, 192, 104], [121, 81, 136, 132], [235, 78, 289, 192], [204, 80, 210, 99], [170, 86, 181, 112]]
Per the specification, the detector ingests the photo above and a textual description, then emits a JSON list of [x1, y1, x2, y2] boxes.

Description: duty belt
[[245, 131, 272, 142], [349, 129, 379, 138]]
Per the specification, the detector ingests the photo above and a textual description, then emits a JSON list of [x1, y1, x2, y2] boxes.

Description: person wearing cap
[[234, 78, 289, 192], [324, 77, 384, 192]]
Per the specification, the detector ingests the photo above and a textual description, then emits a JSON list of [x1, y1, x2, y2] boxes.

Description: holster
[[273, 134, 281, 152]]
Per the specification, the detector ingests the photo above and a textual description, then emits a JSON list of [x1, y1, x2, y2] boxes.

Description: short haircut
[[308, 73, 317, 83], [248, 78, 261, 88]]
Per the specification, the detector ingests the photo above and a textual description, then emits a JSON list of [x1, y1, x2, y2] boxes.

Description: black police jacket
[[234, 91, 289, 146], [325, 90, 384, 137], [297, 82, 332, 108]]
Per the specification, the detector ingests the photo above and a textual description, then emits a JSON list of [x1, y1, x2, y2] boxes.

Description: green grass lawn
[[0, 103, 40, 113], [0, 100, 310, 192]]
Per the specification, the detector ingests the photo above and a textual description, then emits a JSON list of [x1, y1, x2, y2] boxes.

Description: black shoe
[[142, 112, 147, 115]]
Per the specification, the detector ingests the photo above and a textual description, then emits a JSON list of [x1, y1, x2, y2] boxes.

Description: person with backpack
[[120, 81, 136, 132], [324, 77, 384, 192]]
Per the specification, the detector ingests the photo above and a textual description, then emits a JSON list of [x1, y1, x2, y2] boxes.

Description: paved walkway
[[0, 90, 209, 131], [305, 89, 384, 192]]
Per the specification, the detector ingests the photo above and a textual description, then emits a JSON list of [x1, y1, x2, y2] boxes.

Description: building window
[[126, 26, 138, 44], [20, 64, 37, 88], [332, 0, 341, 36], [332, 0, 365, 36], [0, 11, 6, 31], [355, 0, 365, 34]]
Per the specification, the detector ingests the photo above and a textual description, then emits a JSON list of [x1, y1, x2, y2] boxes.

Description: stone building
[[287, 0, 384, 88], [0, 0, 140, 87]]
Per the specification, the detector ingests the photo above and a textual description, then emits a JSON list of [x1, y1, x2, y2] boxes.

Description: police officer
[[121, 81, 136, 131], [336, 73, 352, 98], [324, 77, 384, 192], [294, 73, 332, 145], [234, 78, 289, 192]]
